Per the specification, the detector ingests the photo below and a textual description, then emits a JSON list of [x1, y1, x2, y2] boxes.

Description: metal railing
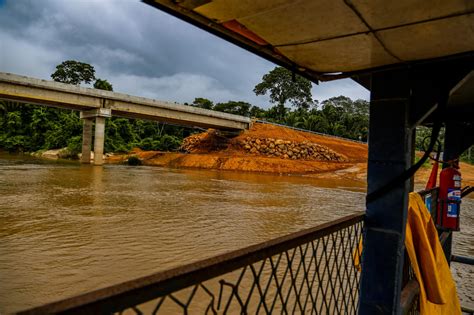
[[254, 120, 367, 144], [19, 213, 364, 314]]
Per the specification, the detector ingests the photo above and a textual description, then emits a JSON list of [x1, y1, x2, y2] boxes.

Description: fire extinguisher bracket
[[437, 167, 462, 231]]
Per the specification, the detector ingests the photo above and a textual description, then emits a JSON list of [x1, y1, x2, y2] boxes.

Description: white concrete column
[[81, 118, 93, 164], [80, 108, 111, 166], [93, 116, 105, 166]]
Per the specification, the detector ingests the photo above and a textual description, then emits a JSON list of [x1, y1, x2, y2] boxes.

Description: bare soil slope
[[110, 123, 367, 175], [108, 122, 474, 186]]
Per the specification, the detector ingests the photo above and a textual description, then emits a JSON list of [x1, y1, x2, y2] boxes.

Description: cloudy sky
[[0, 0, 369, 108]]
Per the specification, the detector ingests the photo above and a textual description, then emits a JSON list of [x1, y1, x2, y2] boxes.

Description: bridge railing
[[254, 119, 367, 144], [18, 212, 364, 314]]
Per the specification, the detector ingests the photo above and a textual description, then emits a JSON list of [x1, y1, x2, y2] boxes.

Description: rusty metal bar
[[417, 187, 439, 198], [18, 212, 364, 314], [451, 255, 474, 265], [439, 231, 451, 247]]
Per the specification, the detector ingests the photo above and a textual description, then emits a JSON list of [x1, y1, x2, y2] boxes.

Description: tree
[[191, 98, 214, 110], [94, 79, 113, 91], [213, 101, 251, 116], [51, 60, 96, 85], [249, 105, 266, 118], [1, 61, 189, 155], [254, 67, 313, 119]]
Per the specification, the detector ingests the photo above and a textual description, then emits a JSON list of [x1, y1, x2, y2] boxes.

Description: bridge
[[0, 72, 251, 165]]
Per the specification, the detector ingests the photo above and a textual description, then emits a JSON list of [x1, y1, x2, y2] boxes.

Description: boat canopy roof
[[144, 0, 474, 83]]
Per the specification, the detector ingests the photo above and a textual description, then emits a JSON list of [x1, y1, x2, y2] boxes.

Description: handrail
[[439, 231, 451, 246], [451, 255, 474, 265], [18, 212, 365, 314], [254, 119, 367, 144]]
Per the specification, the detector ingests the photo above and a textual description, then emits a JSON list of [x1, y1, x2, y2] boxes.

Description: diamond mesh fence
[[18, 213, 364, 315], [120, 217, 364, 315]]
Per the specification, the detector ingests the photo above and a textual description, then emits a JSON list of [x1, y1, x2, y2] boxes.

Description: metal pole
[[359, 69, 414, 314]]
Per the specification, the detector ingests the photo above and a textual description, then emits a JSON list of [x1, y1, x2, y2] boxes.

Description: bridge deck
[[0, 72, 250, 131]]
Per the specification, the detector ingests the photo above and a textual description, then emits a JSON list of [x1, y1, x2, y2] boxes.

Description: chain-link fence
[[19, 213, 364, 315]]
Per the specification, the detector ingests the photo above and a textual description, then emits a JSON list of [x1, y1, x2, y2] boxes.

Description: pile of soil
[[107, 122, 474, 186], [180, 129, 230, 154], [234, 123, 367, 162], [181, 129, 347, 162], [110, 123, 367, 175]]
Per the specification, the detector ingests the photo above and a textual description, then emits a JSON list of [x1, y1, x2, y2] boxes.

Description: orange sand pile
[[230, 123, 367, 162], [110, 123, 367, 175], [108, 122, 474, 186]]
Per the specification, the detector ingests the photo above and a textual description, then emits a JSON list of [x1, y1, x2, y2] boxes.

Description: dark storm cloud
[[0, 0, 368, 105]]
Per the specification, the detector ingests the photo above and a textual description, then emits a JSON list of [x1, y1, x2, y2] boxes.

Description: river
[[0, 153, 472, 313]]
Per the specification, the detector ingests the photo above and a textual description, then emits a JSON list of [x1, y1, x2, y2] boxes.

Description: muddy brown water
[[0, 153, 472, 313]]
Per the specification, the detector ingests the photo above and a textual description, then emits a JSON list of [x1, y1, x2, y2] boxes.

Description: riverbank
[[108, 122, 474, 186], [108, 122, 367, 175]]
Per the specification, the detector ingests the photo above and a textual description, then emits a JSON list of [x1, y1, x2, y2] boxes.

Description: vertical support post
[[81, 118, 93, 164], [94, 116, 105, 166], [359, 70, 414, 314], [443, 231, 453, 265], [442, 121, 458, 265]]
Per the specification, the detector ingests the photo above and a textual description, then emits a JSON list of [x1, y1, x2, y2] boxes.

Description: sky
[[0, 0, 369, 108]]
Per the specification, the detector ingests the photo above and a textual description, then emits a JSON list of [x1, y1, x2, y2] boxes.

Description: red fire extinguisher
[[437, 162, 461, 231]]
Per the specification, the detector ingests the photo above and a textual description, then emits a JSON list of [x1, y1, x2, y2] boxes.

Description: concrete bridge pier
[[80, 108, 112, 166], [81, 118, 93, 164]]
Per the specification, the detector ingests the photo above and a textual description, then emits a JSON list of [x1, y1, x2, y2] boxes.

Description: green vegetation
[[0, 60, 188, 155], [0, 63, 369, 156], [254, 66, 313, 117], [190, 67, 370, 142], [460, 146, 473, 164], [414, 126, 473, 164], [0, 101, 187, 154], [51, 60, 97, 85]]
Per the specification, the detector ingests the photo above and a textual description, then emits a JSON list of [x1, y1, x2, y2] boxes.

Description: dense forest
[[0, 61, 472, 163], [0, 95, 368, 155]]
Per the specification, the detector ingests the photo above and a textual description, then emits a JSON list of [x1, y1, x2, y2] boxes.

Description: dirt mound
[[181, 123, 365, 163], [107, 123, 474, 186], [115, 123, 365, 175], [181, 131, 347, 162], [238, 123, 367, 162], [108, 123, 474, 183], [180, 130, 229, 154], [233, 137, 347, 162]]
